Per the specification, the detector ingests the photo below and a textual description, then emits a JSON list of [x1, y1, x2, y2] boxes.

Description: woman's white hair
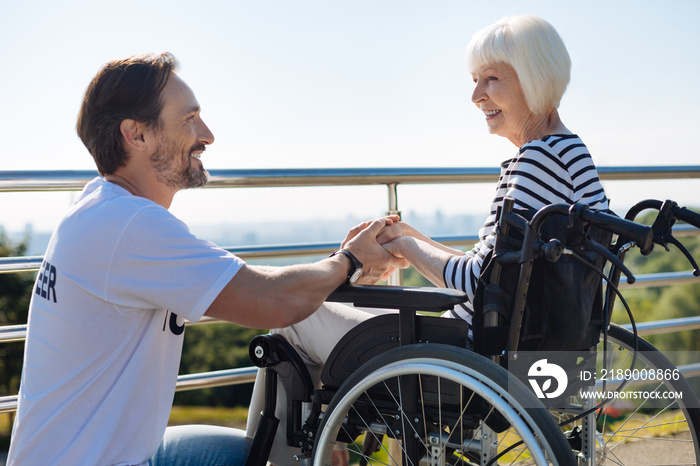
[[466, 15, 571, 115]]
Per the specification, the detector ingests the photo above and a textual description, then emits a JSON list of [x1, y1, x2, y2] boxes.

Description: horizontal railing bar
[[4, 263, 696, 291], [0, 325, 28, 343], [597, 166, 700, 181], [674, 224, 700, 237], [223, 241, 342, 260], [0, 256, 44, 274], [0, 396, 17, 414], [0, 367, 260, 413], [0, 168, 497, 192], [0, 316, 227, 345], [620, 316, 700, 336], [677, 362, 700, 380], [174, 367, 258, 392], [3, 255, 698, 292], [619, 270, 700, 289], [3, 227, 699, 274], [1, 166, 699, 192]]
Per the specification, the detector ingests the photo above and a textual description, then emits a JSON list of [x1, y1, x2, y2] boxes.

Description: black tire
[[312, 343, 575, 465]]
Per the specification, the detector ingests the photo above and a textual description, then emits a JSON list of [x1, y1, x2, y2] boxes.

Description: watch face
[[349, 267, 363, 284]]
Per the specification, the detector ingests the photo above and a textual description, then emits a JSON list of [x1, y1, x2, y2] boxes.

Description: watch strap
[[330, 248, 363, 283]]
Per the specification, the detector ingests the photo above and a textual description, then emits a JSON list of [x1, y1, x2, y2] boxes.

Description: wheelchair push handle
[[521, 202, 653, 252], [625, 199, 700, 229], [674, 205, 700, 229], [574, 205, 654, 254]]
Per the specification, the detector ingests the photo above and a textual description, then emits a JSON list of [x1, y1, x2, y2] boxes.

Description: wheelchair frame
[[246, 198, 700, 466]]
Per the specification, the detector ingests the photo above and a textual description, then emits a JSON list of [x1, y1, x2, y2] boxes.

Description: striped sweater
[[443, 134, 609, 323]]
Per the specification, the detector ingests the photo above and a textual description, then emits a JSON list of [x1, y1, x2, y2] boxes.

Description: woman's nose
[[471, 82, 486, 105]]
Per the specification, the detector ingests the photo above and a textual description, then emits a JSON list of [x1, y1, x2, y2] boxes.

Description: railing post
[[386, 183, 403, 286], [387, 182, 400, 217]]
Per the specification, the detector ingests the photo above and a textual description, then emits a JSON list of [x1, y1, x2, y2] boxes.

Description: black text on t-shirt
[[163, 310, 185, 336], [35, 260, 58, 303]]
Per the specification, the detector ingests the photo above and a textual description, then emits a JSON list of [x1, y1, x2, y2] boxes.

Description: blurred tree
[[0, 230, 33, 397], [0, 230, 34, 448], [610, 210, 700, 351], [174, 323, 266, 407]]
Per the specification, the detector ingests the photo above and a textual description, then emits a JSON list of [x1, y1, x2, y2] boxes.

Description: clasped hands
[[339, 215, 416, 284]]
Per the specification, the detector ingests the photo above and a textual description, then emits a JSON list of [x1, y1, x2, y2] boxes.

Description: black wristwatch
[[330, 248, 363, 284]]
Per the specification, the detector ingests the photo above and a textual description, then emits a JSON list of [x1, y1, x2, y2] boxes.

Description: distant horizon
[[3, 208, 486, 256]]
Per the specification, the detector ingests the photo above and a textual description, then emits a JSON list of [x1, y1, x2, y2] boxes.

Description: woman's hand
[[376, 221, 413, 245], [377, 237, 411, 282], [381, 236, 453, 288], [381, 236, 408, 261]]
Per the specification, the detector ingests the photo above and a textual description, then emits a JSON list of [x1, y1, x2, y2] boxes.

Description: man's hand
[[340, 215, 400, 248], [342, 216, 407, 284]]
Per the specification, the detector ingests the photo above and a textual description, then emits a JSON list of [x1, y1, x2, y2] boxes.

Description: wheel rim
[[314, 357, 566, 465]]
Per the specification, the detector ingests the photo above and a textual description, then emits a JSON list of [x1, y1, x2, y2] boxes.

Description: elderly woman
[[247, 14, 608, 465], [379, 14, 608, 324]]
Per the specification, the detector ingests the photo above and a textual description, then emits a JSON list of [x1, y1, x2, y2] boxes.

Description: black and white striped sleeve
[[441, 136, 608, 317]]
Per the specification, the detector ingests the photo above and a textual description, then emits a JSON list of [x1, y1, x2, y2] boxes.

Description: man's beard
[[150, 141, 210, 190]]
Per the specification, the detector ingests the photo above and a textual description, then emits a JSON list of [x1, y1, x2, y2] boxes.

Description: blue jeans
[[149, 425, 251, 465]]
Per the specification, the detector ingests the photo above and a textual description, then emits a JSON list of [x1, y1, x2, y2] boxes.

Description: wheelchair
[[246, 198, 700, 465]]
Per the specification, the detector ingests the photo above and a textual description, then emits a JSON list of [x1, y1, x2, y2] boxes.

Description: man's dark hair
[[76, 52, 179, 175]]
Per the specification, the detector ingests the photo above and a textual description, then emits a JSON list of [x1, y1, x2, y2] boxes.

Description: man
[[7, 52, 402, 465]]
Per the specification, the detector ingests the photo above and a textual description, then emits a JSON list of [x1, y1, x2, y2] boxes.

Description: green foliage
[[621, 210, 700, 277], [610, 210, 700, 351], [0, 230, 32, 325], [0, 230, 34, 398], [174, 323, 267, 407], [168, 405, 248, 430], [0, 230, 34, 446], [401, 266, 433, 287]]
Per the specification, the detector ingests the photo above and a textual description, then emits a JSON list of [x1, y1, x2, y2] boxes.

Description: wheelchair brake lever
[[666, 234, 700, 277], [644, 200, 700, 276], [582, 235, 637, 284], [649, 200, 678, 253]]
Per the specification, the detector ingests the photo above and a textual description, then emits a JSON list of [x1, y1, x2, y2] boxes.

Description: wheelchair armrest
[[327, 284, 468, 312]]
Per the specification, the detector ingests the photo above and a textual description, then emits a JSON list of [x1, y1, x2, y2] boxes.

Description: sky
[[1, 0, 699, 235]]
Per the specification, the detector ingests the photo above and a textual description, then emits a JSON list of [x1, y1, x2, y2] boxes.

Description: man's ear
[[119, 119, 149, 152]]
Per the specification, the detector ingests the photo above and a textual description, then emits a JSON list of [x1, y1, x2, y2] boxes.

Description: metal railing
[[1, 166, 699, 414]]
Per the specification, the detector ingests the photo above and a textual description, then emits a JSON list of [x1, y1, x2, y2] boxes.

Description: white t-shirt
[[8, 178, 245, 466]]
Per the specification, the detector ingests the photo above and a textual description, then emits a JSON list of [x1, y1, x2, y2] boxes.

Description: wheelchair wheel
[[312, 343, 575, 465], [551, 323, 700, 465]]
